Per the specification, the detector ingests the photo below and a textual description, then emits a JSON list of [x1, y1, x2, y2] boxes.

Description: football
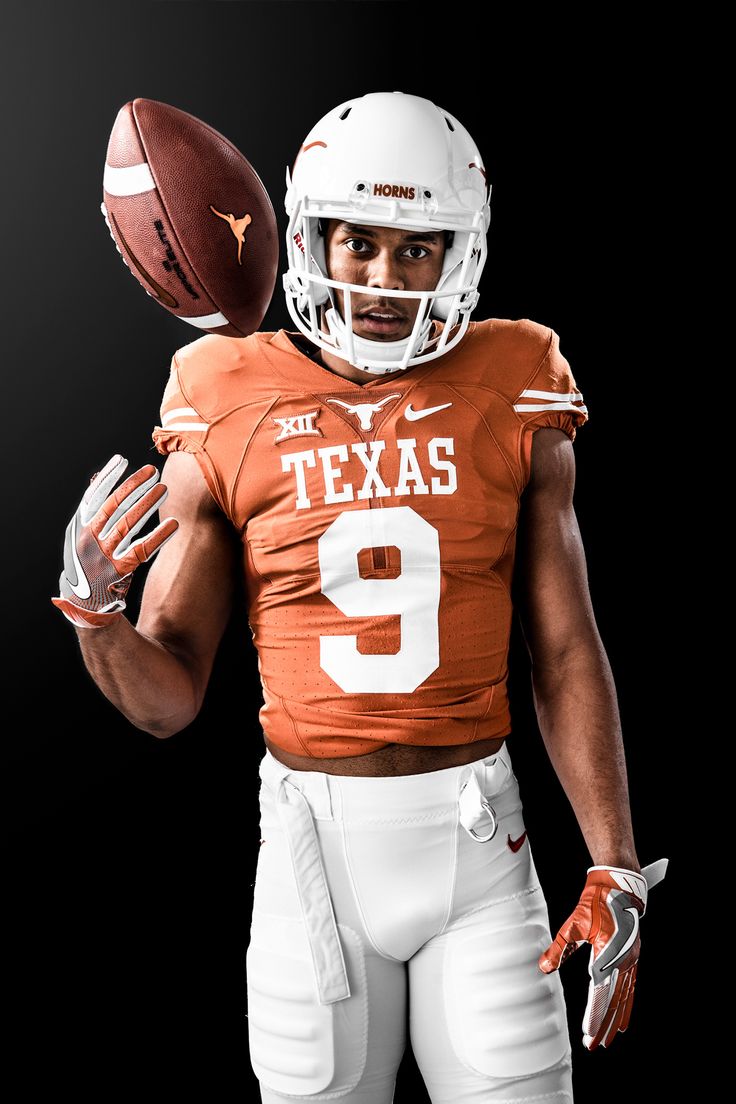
[[101, 97, 279, 337]]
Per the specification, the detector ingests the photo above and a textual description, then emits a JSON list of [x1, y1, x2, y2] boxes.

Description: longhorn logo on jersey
[[327, 394, 401, 430], [273, 409, 322, 443]]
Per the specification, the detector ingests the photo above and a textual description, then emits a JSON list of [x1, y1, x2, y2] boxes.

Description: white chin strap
[[323, 306, 434, 375]]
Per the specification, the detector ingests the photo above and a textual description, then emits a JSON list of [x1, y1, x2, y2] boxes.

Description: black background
[[4, 3, 683, 1098]]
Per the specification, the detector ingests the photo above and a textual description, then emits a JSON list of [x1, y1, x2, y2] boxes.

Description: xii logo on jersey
[[273, 409, 322, 443]]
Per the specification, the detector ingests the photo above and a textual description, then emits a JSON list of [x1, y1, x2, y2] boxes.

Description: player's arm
[[512, 426, 640, 871], [61, 451, 240, 739], [510, 342, 669, 1052]]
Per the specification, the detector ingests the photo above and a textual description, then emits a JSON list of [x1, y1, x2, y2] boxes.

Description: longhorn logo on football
[[210, 206, 252, 264]]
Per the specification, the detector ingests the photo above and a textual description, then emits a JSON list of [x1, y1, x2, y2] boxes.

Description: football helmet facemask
[[283, 91, 491, 375]]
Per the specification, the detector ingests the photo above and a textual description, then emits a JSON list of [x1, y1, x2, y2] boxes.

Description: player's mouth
[[355, 307, 407, 336]]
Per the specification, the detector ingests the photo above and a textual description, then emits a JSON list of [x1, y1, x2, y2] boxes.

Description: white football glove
[[52, 453, 178, 629], [539, 857, 669, 1050]]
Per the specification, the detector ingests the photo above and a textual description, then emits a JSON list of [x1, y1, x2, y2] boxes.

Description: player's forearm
[[530, 638, 641, 872], [72, 614, 198, 738]]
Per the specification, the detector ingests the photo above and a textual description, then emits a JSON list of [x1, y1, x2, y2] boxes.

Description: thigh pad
[[246, 910, 368, 1097]]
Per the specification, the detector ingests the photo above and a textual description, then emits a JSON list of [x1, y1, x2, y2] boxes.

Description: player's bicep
[[136, 450, 240, 712], [512, 428, 597, 669]]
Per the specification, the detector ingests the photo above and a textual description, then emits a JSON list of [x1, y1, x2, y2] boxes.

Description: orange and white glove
[[51, 453, 179, 629], [539, 857, 668, 1050]]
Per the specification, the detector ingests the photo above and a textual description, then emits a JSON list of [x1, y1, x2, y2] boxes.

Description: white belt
[[259, 751, 351, 1005]]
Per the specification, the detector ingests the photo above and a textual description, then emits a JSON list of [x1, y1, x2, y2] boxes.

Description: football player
[[53, 92, 668, 1102]]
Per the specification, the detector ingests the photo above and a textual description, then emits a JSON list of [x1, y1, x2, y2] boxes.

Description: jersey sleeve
[[513, 328, 588, 443], [151, 351, 230, 519]]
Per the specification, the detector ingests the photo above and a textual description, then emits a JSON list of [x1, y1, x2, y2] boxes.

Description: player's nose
[[365, 249, 405, 292]]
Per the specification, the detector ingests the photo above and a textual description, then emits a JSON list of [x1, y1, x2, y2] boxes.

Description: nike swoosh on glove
[[51, 453, 178, 629], [538, 857, 668, 1050]]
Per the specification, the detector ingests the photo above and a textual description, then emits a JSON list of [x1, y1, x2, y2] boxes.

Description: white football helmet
[[283, 91, 491, 374]]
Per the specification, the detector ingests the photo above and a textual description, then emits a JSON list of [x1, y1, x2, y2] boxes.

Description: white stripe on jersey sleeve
[[160, 407, 210, 432], [516, 388, 584, 402], [162, 407, 205, 425], [514, 387, 588, 415], [514, 400, 589, 414], [159, 422, 210, 431]]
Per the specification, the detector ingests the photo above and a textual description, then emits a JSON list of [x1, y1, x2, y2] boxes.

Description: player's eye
[[403, 245, 430, 260], [344, 238, 371, 254]]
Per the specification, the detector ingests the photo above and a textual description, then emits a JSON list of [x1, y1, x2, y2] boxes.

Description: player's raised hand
[[51, 454, 179, 629], [538, 858, 668, 1050]]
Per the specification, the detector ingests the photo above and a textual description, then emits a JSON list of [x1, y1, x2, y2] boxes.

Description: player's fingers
[[618, 962, 637, 1033], [109, 482, 170, 552], [584, 966, 628, 1050], [97, 482, 168, 561], [90, 464, 161, 535], [124, 517, 180, 565], [598, 976, 631, 1048], [80, 454, 129, 522], [112, 509, 177, 570], [605, 968, 634, 1043], [539, 912, 588, 972], [539, 929, 583, 973], [587, 1003, 618, 1050]]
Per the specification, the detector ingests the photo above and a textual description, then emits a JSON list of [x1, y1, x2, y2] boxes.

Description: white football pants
[[246, 740, 573, 1102]]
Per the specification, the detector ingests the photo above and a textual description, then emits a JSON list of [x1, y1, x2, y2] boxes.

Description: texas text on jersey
[[151, 315, 588, 759]]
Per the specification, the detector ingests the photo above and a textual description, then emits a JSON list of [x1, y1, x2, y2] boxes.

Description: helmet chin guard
[[283, 91, 491, 373], [322, 305, 435, 376]]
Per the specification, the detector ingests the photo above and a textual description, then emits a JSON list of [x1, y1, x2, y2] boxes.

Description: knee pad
[[443, 889, 571, 1084], [246, 910, 368, 1097]]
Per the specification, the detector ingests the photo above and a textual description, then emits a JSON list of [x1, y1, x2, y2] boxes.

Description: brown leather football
[[101, 98, 278, 338]]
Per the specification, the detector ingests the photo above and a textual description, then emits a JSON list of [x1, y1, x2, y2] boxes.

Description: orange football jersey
[[151, 318, 588, 758]]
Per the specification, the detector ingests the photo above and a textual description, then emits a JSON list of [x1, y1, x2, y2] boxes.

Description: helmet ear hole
[[309, 222, 331, 307], [432, 230, 470, 320]]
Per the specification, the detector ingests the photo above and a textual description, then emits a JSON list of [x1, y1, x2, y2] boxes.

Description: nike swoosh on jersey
[[507, 830, 527, 853], [404, 402, 453, 421], [69, 513, 92, 600], [109, 210, 179, 308]]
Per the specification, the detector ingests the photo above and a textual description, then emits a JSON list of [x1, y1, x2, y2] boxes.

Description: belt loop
[[458, 763, 498, 843], [259, 748, 291, 792], [483, 745, 513, 798], [273, 775, 351, 1004], [258, 751, 333, 821]]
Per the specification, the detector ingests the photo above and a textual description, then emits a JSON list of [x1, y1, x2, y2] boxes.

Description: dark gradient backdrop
[[3, 3, 683, 1099]]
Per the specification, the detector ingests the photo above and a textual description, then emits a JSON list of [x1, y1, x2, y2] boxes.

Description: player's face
[[323, 219, 446, 342]]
